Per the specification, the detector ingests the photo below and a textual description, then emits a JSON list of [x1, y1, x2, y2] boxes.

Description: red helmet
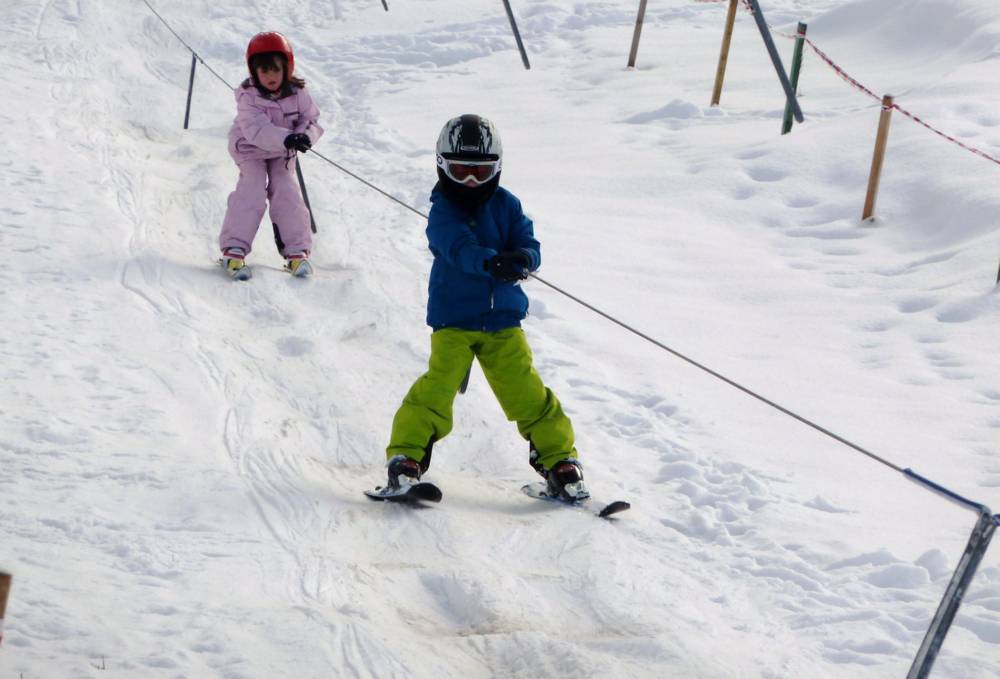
[[246, 32, 294, 78]]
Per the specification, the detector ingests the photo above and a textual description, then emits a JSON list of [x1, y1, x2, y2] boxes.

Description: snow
[[2, 0, 999, 676]]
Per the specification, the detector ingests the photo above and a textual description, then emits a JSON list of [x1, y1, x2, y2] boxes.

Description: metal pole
[[501, 0, 531, 70], [0, 572, 11, 646], [781, 23, 807, 134], [862, 94, 894, 221], [627, 0, 649, 69], [907, 509, 997, 678], [183, 52, 197, 130], [296, 159, 318, 233], [711, 0, 739, 105], [745, 0, 803, 122]]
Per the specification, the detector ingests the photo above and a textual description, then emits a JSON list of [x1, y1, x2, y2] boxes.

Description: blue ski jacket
[[425, 186, 541, 332]]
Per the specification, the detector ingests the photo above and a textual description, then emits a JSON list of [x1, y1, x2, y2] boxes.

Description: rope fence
[[133, 4, 999, 679], [799, 33, 1000, 166], [704, 0, 1000, 167], [698, 0, 1000, 278]]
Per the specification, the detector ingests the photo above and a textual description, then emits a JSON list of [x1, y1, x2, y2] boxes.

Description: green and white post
[[781, 23, 807, 135]]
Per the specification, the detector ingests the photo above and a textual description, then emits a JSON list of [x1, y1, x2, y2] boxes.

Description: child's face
[[255, 63, 284, 92]]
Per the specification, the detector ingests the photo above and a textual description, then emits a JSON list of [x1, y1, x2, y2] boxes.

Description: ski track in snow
[[2, 0, 999, 677]]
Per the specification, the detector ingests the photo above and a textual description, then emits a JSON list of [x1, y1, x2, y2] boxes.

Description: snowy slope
[[1, 0, 999, 677]]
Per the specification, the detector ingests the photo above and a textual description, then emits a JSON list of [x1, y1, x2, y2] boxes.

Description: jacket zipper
[[485, 282, 494, 331]]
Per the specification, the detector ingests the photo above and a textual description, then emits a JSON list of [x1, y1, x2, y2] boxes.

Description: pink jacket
[[227, 81, 324, 162]]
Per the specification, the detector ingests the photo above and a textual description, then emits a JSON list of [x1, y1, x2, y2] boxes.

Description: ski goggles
[[437, 155, 501, 185]]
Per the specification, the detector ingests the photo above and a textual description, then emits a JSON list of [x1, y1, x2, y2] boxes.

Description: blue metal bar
[[903, 468, 989, 515], [745, 0, 804, 122]]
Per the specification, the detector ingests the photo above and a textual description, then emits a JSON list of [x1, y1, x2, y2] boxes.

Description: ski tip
[[222, 266, 252, 280], [598, 501, 631, 519], [286, 260, 314, 278], [413, 484, 443, 503]]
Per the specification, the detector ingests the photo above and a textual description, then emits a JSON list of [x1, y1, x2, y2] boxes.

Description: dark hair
[[247, 52, 306, 97]]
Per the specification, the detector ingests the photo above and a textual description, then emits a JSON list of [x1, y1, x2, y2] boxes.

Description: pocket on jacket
[[234, 139, 257, 155]]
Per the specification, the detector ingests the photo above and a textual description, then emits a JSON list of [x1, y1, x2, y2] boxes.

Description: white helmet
[[436, 115, 502, 186], [436, 114, 502, 160]]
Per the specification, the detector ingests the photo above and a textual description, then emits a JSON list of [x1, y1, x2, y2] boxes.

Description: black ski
[[521, 482, 630, 519], [364, 481, 442, 504]]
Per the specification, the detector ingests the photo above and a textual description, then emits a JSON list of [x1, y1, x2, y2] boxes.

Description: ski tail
[[365, 481, 442, 504]]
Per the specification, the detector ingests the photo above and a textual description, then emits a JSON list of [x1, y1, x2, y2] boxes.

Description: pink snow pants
[[219, 155, 312, 256]]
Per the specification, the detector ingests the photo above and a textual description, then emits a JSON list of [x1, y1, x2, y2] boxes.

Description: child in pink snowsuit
[[219, 32, 323, 278]]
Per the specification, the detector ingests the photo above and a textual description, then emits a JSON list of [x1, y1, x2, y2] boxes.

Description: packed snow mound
[[812, 0, 1000, 60]]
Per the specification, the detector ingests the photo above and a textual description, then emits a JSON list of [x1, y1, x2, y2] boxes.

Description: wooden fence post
[[0, 572, 11, 645], [862, 94, 895, 221], [781, 22, 807, 134], [711, 0, 739, 105], [627, 0, 649, 68]]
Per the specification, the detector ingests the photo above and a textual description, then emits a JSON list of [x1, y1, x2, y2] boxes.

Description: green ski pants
[[386, 327, 577, 471]]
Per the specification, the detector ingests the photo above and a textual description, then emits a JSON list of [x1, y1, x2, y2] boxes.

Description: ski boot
[[222, 247, 251, 280], [387, 454, 423, 489], [530, 446, 590, 502], [545, 459, 590, 502], [285, 252, 313, 278]]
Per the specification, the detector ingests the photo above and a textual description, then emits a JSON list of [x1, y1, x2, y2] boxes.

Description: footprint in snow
[[805, 495, 852, 513], [745, 166, 787, 183], [276, 336, 314, 357]]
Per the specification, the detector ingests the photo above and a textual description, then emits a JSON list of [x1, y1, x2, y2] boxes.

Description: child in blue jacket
[[382, 114, 587, 501]]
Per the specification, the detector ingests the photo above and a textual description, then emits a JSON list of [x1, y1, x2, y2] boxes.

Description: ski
[[364, 481, 442, 504], [521, 482, 630, 519], [285, 259, 313, 278], [228, 265, 252, 281], [218, 257, 252, 280]]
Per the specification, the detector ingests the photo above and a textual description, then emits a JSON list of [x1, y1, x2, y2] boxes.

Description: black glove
[[485, 250, 531, 282], [283, 133, 312, 152]]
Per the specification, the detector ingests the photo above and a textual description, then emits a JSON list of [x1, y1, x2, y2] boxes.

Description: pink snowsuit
[[219, 81, 324, 256]]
